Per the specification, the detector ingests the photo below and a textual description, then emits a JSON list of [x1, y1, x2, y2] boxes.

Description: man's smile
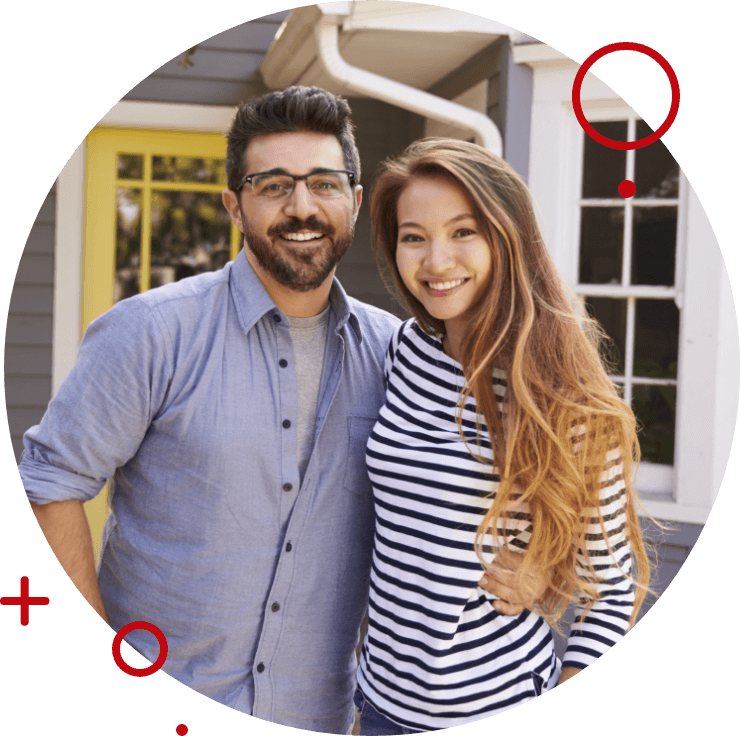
[[280, 232, 326, 242]]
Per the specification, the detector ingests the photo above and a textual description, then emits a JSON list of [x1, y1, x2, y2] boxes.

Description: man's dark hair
[[226, 86, 361, 191]]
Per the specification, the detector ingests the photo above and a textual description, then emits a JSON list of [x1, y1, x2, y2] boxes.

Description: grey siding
[[6, 186, 55, 461], [123, 12, 290, 105]]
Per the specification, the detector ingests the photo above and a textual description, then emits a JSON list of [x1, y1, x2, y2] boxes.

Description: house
[[6, 0, 736, 663]]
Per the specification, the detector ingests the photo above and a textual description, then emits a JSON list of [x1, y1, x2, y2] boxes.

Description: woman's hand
[[478, 548, 551, 616]]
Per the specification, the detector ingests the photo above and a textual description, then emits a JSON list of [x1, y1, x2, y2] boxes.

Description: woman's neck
[[442, 325, 464, 364]]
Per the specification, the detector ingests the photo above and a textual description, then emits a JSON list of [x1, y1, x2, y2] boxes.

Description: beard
[[241, 213, 354, 293]]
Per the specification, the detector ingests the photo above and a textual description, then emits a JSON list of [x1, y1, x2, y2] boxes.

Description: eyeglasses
[[236, 170, 355, 199]]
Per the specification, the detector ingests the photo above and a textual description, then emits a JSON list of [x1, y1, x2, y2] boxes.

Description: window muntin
[[577, 117, 680, 471]]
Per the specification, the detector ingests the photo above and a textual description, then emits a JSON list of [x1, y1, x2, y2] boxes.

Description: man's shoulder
[[346, 296, 401, 341], [110, 266, 232, 328]]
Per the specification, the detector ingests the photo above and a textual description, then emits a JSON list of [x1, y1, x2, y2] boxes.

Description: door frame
[[54, 101, 238, 558], [54, 101, 237, 395]]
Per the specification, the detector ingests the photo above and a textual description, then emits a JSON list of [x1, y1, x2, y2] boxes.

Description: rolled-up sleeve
[[19, 297, 173, 505]]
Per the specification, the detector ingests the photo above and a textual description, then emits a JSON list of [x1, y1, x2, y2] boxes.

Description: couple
[[21, 86, 649, 734]]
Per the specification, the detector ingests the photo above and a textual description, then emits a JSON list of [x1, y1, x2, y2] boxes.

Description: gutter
[[314, 18, 503, 155]]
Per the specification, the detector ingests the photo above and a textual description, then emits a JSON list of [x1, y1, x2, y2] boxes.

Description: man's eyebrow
[[398, 214, 475, 229], [251, 167, 341, 176]]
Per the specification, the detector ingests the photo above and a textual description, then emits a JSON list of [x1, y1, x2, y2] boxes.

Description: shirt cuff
[[19, 450, 106, 505]]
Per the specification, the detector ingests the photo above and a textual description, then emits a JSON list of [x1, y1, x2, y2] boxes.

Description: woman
[[354, 138, 650, 734]]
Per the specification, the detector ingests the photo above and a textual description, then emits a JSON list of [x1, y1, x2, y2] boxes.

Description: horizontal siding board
[[11, 437, 25, 463], [5, 346, 53, 375], [124, 77, 267, 106], [198, 22, 282, 52], [13, 254, 54, 285], [149, 49, 264, 81], [5, 315, 53, 345], [35, 188, 56, 225], [253, 10, 291, 23], [6, 406, 46, 464], [9, 285, 54, 315], [22, 224, 55, 255], [7, 408, 46, 437], [5, 376, 52, 406]]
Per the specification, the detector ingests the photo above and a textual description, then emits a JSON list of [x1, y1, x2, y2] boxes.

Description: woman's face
[[395, 176, 492, 336]]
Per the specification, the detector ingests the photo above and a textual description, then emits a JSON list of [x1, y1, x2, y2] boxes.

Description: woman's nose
[[423, 239, 455, 272]]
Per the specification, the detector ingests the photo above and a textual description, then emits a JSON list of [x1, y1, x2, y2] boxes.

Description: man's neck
[[246, 251, 334, 318]]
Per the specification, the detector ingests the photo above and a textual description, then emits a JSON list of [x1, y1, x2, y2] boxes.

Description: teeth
[[426, 279, 466, 291], [282, 232, 324, 242]]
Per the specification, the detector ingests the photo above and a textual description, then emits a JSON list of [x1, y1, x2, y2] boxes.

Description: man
[[20, 86, 539, 733]]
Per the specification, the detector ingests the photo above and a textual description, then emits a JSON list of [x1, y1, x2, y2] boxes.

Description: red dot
[[176, 726, 188, 735], [618, 180, 636, 198]]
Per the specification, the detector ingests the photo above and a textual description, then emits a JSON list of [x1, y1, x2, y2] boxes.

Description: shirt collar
[[229, 249, 363, 343]]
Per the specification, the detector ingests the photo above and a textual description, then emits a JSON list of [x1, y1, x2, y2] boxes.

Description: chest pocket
[[342, 415, 377, 496]]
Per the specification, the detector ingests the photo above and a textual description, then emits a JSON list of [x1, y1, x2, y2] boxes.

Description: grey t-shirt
[[286, 305, 330, 481]]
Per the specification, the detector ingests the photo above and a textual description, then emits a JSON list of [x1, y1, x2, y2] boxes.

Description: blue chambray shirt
[[19, 249, 399, 733]]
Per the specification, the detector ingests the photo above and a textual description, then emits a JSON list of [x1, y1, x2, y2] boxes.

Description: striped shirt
[[356, 320, 635, 731]]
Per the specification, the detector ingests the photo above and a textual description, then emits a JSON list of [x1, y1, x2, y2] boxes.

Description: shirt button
[[273, 314, 281, 323], [286, 542, 293, 552], [279, 359, 288, 368], [283, 483, 293, 492], [271, 602, 280, 613], [256, 662, 265, 673], [282, 419, 291, 429]]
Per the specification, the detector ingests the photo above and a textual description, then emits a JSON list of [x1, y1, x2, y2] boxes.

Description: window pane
[[634, 121, 679, 199], [634, 299, 679, 379], [579, 207, 624, 284], [115, 187, 142, 302], [117, 154, 143, 180], [149, 190, 233, 289], [631, 206, 677, 286], [581, 121, 627, 198], [151, 156, 227, 185], [584, 297, 626, 375], [632, 384, 676, 465]]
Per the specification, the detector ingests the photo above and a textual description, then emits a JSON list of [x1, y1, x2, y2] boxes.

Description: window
[[115, 152, 235, 303], [576, 116, 681, 493]]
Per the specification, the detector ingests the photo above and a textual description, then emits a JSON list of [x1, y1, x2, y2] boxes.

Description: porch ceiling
[[260, 2, 514, 96]]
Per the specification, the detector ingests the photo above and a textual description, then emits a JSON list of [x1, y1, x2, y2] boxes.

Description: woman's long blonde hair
[[371, 138, 650, 627]]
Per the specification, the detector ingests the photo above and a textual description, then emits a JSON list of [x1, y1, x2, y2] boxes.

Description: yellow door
[[83, 127, 241, 559]]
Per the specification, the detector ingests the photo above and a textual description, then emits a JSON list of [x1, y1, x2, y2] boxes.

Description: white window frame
[[573, 109, 683, 496], [515, 47, 737, 524]]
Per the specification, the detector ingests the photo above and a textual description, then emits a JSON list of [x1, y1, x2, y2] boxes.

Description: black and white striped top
[[356, 320, 635, 731]]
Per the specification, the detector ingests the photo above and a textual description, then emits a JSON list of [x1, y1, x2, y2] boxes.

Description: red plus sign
[[1, 576, 50, 625]]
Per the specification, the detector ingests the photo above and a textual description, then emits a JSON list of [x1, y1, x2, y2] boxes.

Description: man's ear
[[222, 189, 245, 233], [353, 184, 363, 222]]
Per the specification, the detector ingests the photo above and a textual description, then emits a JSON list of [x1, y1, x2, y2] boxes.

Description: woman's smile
[[423, 277, 471, 295]]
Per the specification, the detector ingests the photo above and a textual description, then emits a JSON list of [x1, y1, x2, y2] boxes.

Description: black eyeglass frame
[[235, 169, 356, 193]]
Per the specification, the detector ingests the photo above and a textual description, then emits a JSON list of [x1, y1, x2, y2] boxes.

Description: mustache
[[268, 217, 334, 238]]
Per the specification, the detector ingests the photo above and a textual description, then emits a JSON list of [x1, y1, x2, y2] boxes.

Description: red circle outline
[[112, 620, 169, 677], [572, 42, 680, 150]]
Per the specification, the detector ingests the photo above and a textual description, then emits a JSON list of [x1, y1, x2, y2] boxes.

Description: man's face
[[224, 131, 362, 293]]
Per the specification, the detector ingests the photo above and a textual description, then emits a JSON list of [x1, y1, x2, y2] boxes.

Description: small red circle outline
[[112, 620, 168, 677], [572, 42, 680, 151]]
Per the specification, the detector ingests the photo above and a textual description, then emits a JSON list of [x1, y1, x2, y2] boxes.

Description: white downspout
[[314, 18, 503, 155]]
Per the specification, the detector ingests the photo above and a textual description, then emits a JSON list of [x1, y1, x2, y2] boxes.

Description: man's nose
[[283, 180, 320, 219]]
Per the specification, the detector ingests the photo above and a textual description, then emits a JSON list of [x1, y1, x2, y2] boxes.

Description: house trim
[[52, 101, 237, 393], [518, 51, 735, 526]]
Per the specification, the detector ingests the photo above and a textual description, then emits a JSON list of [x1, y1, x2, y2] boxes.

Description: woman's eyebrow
[[398, 213, 475, 229]]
